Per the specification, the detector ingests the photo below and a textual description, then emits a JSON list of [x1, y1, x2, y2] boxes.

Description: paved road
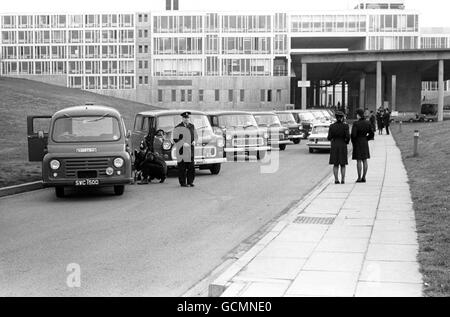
[[0, 144, 331, 296]]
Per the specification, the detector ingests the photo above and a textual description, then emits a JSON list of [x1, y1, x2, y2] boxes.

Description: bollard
[[413, 130, 419, 157], [399, 121, 402, 133]]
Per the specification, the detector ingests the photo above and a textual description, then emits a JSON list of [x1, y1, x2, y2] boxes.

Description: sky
[[1, 0, 450, 27]]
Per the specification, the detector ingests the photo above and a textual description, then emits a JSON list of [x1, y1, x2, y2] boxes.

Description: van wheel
[[210, 164, 221, 175], [293, 139, 301, 145], [55, 186, 65, 198], [114, 185, 125, 196], [309, 148, 314, 153], [279, 144, 287, 151]]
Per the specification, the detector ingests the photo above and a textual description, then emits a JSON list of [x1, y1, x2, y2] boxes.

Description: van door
[[27, 116, 52, 161]]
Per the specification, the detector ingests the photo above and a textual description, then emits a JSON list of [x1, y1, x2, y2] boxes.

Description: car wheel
[[55, 186, 65, 198], [293, 139, 301, 145], [309, 148, 314, 153], [257, 150, 266, 160], [279, 144, 286, 151], [114, 185, 125, 196], [409, 119, 414, 123], [210, 164, 221, 175]]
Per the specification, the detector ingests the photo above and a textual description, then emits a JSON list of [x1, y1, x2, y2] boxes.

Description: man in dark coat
[[376, 109, 384, 135], [369, 110, 376, 134], [173, 112, 198, 187], [383, 109, 391, 135], [351, 109, 375, 183], [327, 111, 350, 184]]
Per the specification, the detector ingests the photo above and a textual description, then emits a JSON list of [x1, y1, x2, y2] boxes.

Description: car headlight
[[162, 140, 172, 150], [263, 132, 269, 139], [226, 134, 232, 141], [106, 167, 114, 176], [284, 130, 289, 135], [217, 137, 224, 148], [50, 159, 60, 170], [113, 157, 124, 168]]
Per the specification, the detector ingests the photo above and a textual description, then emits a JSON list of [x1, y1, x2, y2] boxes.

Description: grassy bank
[[392, 121, 450, 297], [0, 77, 158, 187]]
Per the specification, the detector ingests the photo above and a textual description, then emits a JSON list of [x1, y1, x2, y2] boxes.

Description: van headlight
[[113, 157, 124, 168], [50, 160, 60, 170], [226, 134, 232, 141], [263, 132, 269, 139], [217, 137, 224, 148], [284, 130, 289, 135], [163, 140, 172, 150]]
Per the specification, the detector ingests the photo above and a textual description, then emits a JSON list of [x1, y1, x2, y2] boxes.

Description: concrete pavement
[[211, 133, 423, 297]]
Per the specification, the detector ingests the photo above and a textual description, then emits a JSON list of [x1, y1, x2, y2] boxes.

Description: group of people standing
[[373, 107, 391, 135], [327, 109, 375, 184]]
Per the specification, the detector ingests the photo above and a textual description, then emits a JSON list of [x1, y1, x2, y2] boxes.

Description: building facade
[[0, 1, 447, 110]]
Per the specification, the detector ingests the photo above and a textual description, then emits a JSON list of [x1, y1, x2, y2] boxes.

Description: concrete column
[[376, 61, 382, 108], [301, 63, 307, 110], [333, 85, 336, 107], [341, 81, 346, 108], [438, 59, 444, 122], [315, 81, 320, 107], [391, 75, 397, 111], [359, 75, 366, 109]]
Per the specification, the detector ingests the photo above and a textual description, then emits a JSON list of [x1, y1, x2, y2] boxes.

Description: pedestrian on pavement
[[376, 108, 384, 135], [369, 110, 376, 134], [173, 112, 198, 187], [383, 108, 391, 135], [327, 111, 350, 184], [351, 109, 375, 183]]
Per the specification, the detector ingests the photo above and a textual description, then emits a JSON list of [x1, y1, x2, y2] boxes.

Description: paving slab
[[302, 252, 365, 272], [366, 244, 418, 262], [236, 257, 307, 280], [316, 238, 369, 253], [355, 281, 422, 297], [257, 241, 317, 259], [359, 261, 422, 284]]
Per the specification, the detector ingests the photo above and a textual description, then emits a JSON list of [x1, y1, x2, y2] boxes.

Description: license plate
[[75, 179, 100, 186]]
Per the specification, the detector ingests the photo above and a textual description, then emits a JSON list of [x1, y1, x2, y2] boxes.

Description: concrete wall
[[148, 76, 291, 111]]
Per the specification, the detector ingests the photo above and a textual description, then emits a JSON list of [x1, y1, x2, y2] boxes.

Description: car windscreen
[[299, 112, 316, 121], [217, 114, 258, 128], [312, 126, 329, 134], [276, 113, 296, 124], [253, 114, 281, 127], [52, 116, 121, 143], [157, 114, 213, 134]]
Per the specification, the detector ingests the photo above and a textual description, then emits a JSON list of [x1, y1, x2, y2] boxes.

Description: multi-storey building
[[0, 0, 447, 109]]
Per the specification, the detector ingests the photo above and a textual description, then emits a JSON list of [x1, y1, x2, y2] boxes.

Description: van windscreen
[[52, 116, 121, 142]]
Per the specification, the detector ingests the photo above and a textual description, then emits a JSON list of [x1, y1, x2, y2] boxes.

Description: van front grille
[[63, 158, 110, 178]]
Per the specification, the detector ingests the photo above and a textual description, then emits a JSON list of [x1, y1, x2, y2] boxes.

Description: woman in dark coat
[[327, 111, 350, 184], [376, 109, 384, 135], [351, 109, 375, 183]]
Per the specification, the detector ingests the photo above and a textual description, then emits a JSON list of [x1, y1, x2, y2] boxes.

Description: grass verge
[[0, 77, 158, 187], [392, 121, 450, 297]]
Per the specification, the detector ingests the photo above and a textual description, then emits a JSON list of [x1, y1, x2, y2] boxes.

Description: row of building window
[[68, 75, 134, 89], [156, 89, 283, 103], [1, 45, 135, 59], [421, 36, 450, 49], [1, 14, 134, 29], [1, 30, 135, 44], [367, 36, 418, 50], [1, 61, 135, 75], [291, 15, 367, 33], [152, 58, 273, 77]]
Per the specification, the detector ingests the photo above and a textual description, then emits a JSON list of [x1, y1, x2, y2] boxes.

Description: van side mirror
[[38, 131, 45, 139]]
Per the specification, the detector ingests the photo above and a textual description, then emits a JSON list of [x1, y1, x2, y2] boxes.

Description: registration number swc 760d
[[75, 179, 100, 186]]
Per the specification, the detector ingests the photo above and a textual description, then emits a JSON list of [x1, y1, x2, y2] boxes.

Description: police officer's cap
[[181, 111, 191, 118]]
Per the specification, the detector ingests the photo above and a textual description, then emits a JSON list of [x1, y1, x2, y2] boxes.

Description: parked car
[[290, 110, 316, 139], [207, 111, 270, 160], [131, 110, 226, 175], [307, 122, 332, 153], [27, 104, 133, 197], [251, 112, 290, 151], [421, 103, 438, 122], [391, 111, 425, 123], [444, 105, 450, 120], [274, 111, 302, 144]]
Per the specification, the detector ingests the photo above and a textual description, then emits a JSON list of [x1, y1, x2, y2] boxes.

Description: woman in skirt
[[327, 111, 350, 184]]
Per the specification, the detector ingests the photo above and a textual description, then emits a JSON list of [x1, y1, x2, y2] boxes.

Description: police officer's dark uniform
[[173, 112, 198, 187]]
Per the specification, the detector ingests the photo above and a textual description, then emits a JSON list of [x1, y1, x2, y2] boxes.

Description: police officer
[[173, 112, 198, 187]]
